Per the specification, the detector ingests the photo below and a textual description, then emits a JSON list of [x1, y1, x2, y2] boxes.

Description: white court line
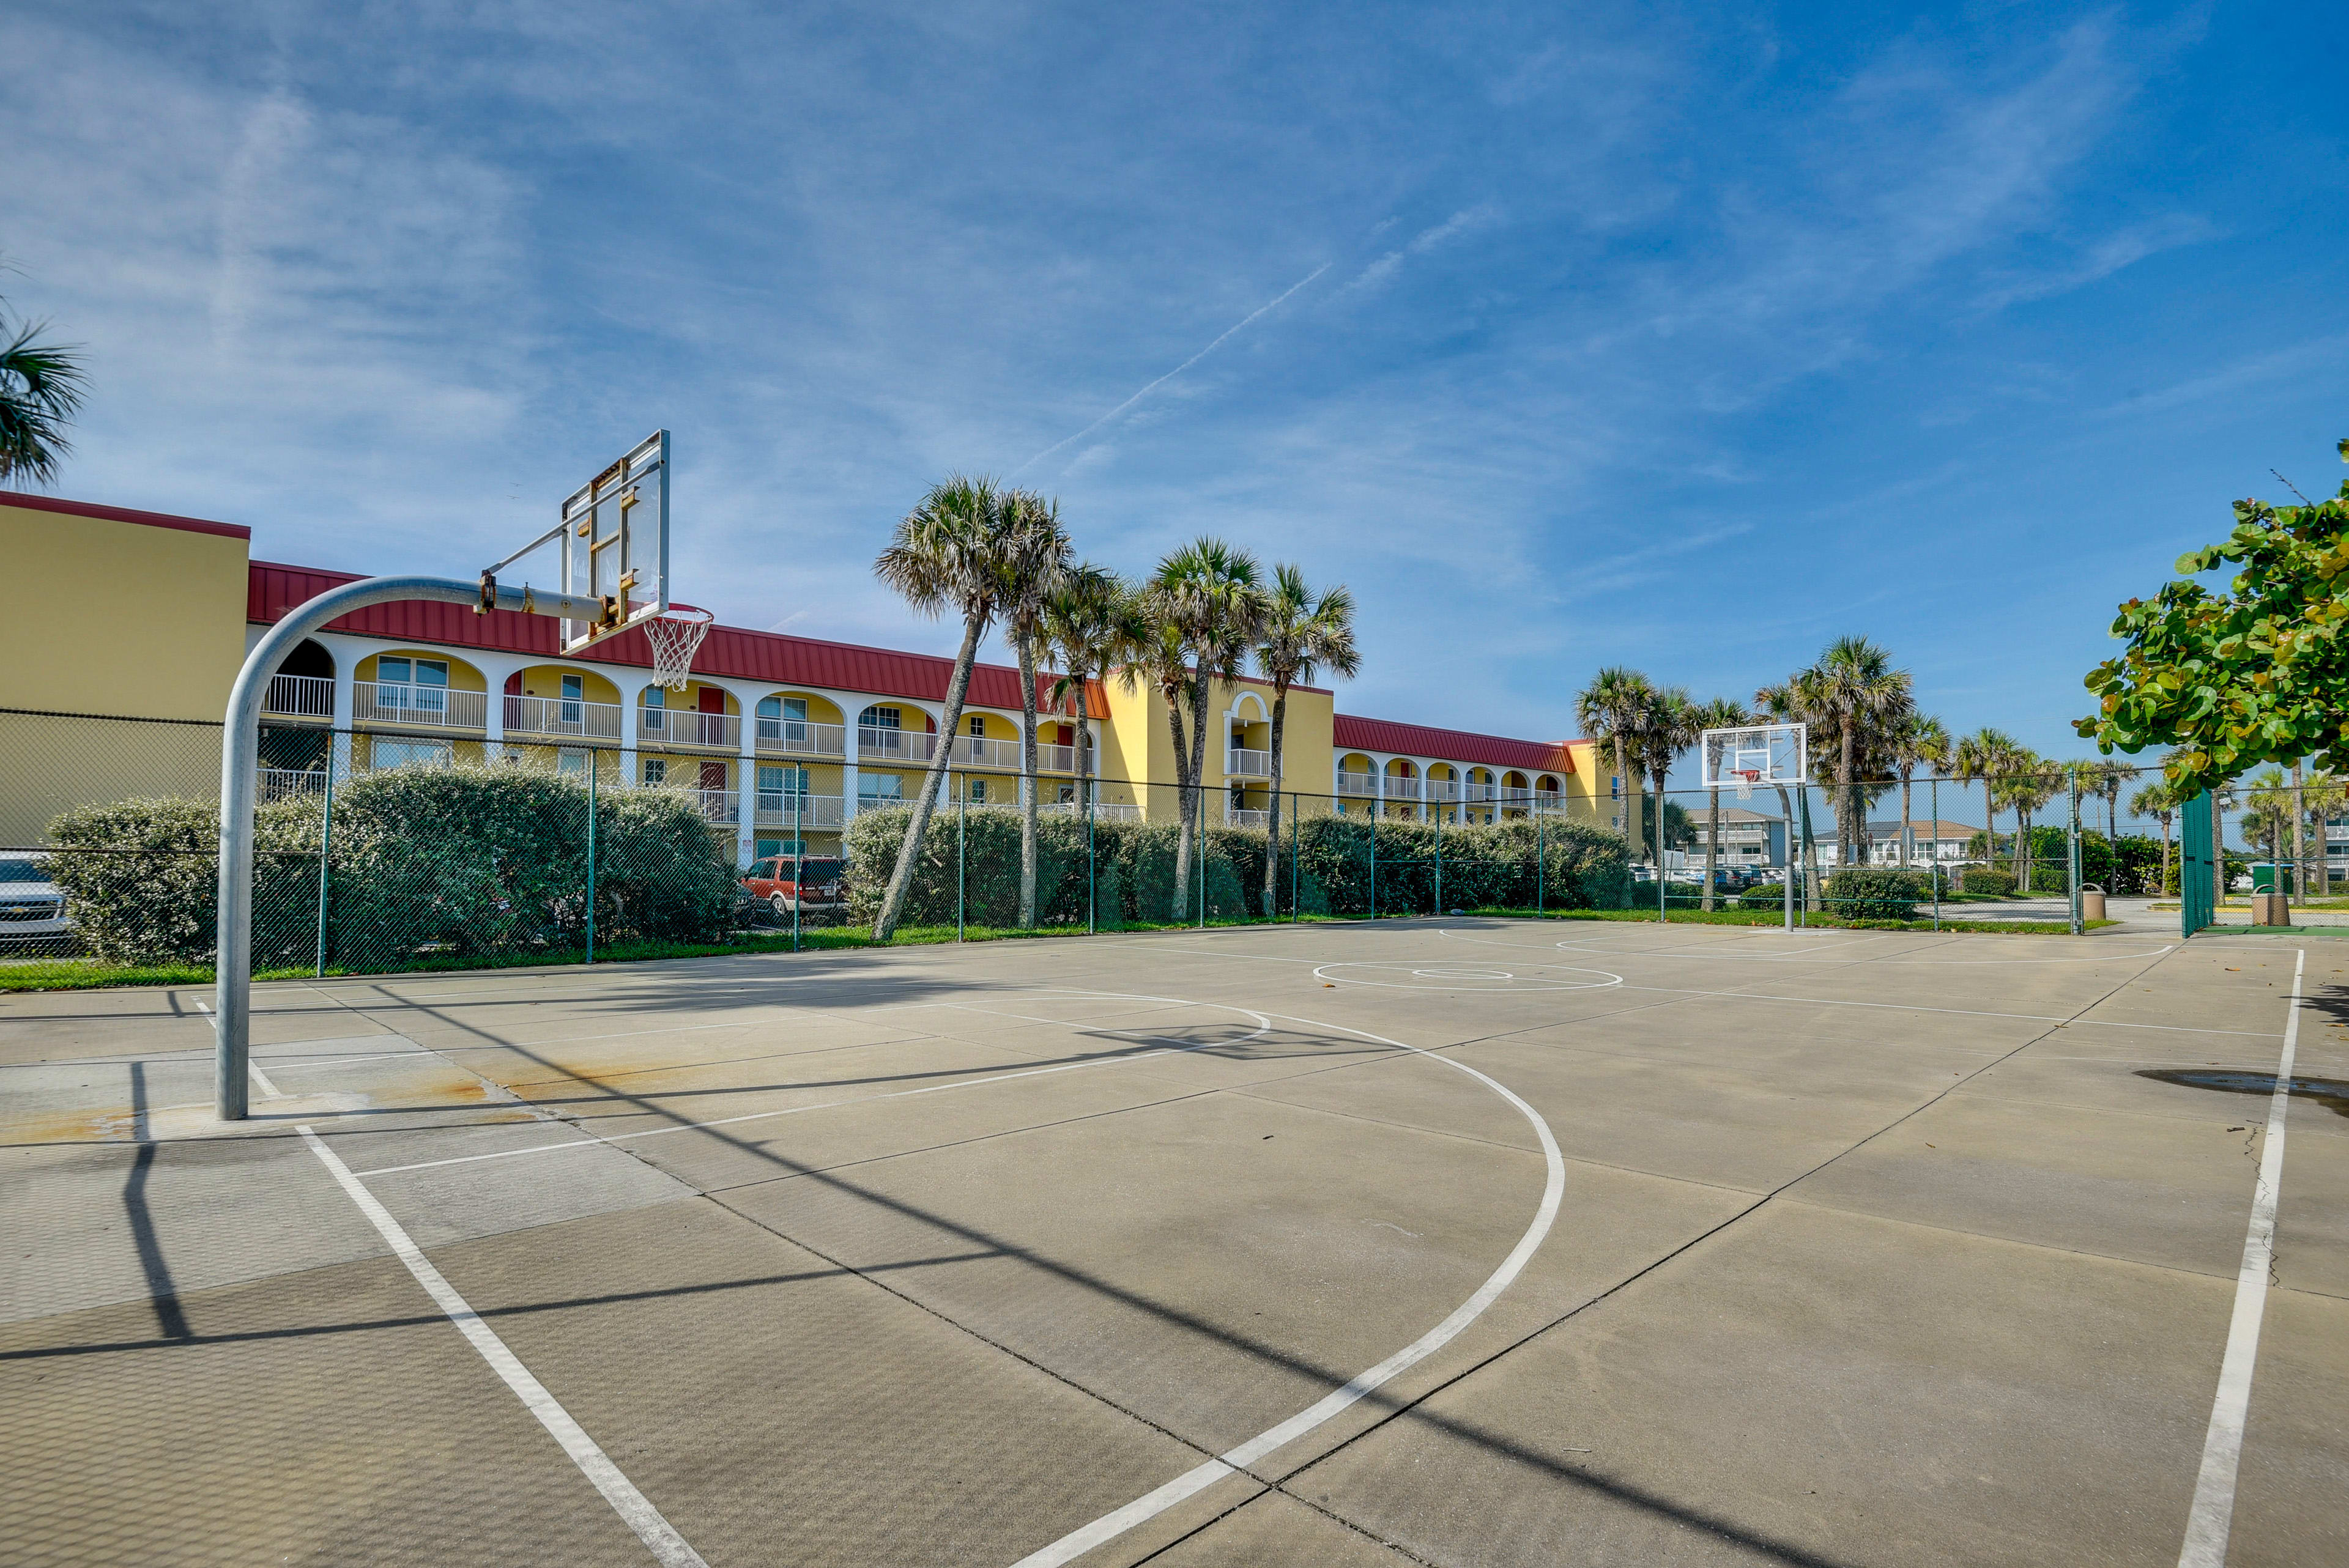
[[299, 1126, 706, 1567], [1006, 1004, 1566, 1568], [2176, 947, 2304, 1568], [352, 1016, 1275, 1177], [192, 997, 283, 1098], [1438, 925, 2177, 967]]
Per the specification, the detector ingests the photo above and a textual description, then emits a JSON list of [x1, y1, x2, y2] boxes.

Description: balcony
[[756, 791, 845, 829], [676, 786, 740, 825], [640, 710, 739, 749], [258, 767, 328, 802], [859, 725, 939, 763], [1225, 805, 1269, 829], [1038, 742, 1078, 774], [263, 674, 333, 720], [1461, 782, 1500, 805], [504, 693, 623, 742], [1425, 780, 1460, 804], [1225, 747, 1272, 778], [1041, 801, 1141, 821], [354, 681, 486, 731], [755, 719, 847, 760], [946, 734, 1023, 771], [1334, 774, 1379, 799]]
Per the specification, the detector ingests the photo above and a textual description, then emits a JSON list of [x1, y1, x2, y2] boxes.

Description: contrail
[[1012, 261, 1332, 476]]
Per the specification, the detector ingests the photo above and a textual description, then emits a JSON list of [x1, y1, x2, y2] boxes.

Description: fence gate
[[2179, 788, 2214, 936]]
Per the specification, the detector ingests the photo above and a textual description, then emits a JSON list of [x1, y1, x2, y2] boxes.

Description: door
[[697, 686, 726, 747]]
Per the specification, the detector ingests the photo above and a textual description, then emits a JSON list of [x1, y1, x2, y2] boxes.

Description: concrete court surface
[[1, 917, 2342, 1567]]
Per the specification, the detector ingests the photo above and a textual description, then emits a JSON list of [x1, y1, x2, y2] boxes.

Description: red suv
[[743, 856, 845, 915]]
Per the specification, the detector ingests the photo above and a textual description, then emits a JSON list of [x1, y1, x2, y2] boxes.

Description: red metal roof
[[248, 560, 1101, 713], [4, 489, 251, 541], [1332, 714, 1579, 774]]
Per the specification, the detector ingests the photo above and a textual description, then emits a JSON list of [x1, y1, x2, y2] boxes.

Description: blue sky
[[7, 2, 2343, 801]]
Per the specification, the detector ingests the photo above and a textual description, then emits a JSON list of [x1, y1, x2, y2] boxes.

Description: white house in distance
[[1815, 819, 1979, 869]]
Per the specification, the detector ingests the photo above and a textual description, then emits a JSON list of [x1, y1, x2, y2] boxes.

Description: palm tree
[[1253, 564, 1360, 916], [2085, 757, 2131, 845], [1786, 637, 1915, 868], [1752, 677, 1822, 905], [1690, 697, 1748, 910], [2131, 779, 2177, 895], [2000, 752, 2056, 889], [1890, 714, 1951, 868], [994, 489, 1073, 929], [1043, 564, 1133, 837], [2242, 767, 2292, 869], [2304, 770, 2345, 895], [1576, 667, 1655, 849], [868, 475, 1025, 942], [1635, 687, 1701, 882], [0, 281, 88, 487], [1145, 539, 1267, 916], [1953, 727, 2022, 869]]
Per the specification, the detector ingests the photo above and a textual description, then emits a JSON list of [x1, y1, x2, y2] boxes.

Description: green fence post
[[1368, 812, 1378, 920], [1087, 785, 1097, 936], [1290, 793, 1299, 922], [1197, 804, 1206, 928], [956, 773, 966, 943], [1434, 818, 1443, 915], [792, 797, 803, 954], [2068, 764, 2084, 934], [312, 744, 335, 977], [584, 753, 597, 966], [1535, 810, 1544, 917]]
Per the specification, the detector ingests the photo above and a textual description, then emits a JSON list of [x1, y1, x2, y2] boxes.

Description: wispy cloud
[[1341, 204, 1504, 296], [1975, 213, 2218, 311], [1011, 262, 1331, 477]]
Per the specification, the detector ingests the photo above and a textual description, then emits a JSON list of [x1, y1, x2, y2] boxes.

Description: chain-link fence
[[5, 708, 2310, 983]]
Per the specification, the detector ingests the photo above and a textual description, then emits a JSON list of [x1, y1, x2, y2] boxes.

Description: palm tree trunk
[[1899, 775, 1913, 870], [1188, 667, 1211, 914], [2293, 761, 2307, 899], [1165, 688, 1193, 919], [1613, 737, 1636, 848], [1017, 639, 1039, 929], [1702, 786, 1719, 911], [874, 614, 984, 941], [1263, 683, 1288, 917], [1839, 727, 1857, 868]]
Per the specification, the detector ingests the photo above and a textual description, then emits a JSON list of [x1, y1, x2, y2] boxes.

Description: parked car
[[0, 852, 72, 946], [742, 856, 845, 915]]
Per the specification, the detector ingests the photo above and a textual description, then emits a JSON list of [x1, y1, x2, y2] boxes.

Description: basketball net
[[1735, 769, 1759, 802], [642, 606, 714, 690]]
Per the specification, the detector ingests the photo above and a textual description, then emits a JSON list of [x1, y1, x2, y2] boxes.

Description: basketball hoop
[[642, 605, 714, 689], [1735, 768, 1761, 802]]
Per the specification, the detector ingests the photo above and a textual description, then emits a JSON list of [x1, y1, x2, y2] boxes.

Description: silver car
[[0, 852, 71, 944]]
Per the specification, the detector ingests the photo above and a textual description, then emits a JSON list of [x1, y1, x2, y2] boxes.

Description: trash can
[[2252, 892, 2291, 928], [2080, 884, 2106, 922]]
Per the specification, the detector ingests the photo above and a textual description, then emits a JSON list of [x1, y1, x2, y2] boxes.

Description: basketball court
[[4, 917, 2340, 1566]]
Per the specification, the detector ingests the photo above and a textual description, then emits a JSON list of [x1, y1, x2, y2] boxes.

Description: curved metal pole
[[216, 574, 604, 1119]]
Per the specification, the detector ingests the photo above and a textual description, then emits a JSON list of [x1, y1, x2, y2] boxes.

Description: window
[[642, 758, 667, 785], [968, 716, 987, 738], [560, 673, 583, 724], [373, 738, 451, 771], [859, 705, 900, 730], [640, 687, 667, 733], [375, 656, 448, 712], [968, 777, 989, 802], [759, 764, 807, 794], [557, 749, 588, 777], [1058, 783, 1077, 804], [858, 773, 904, 802], [756, 695, 809, 741]]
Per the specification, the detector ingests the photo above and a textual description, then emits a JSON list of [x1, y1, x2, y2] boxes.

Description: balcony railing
[[1424, 780, 1461, 803], [1461, 782, 1501, 804], [263, 674, 333, 719], [1040, 801, 1141, 821], [1225, 805, 1269, 829], [1038, 742, 1078, 774], [946, 734, 1024, 771], [640, 710, 738, 749], [859, 725, 939, 763], [677, 786, 740, 825], [1225, 747, 1272, 778], [258, 767, 329, 802], [755, 719, 847, 759], [504, 693, 622, 741], [1334, 774, 1379, 798], [757, 791, 845, 829], [354, 681, 486, 731]]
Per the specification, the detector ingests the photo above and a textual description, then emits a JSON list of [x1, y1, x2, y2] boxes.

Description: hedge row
[[43, 768, 741, 969], [841, 807, 1632, 926]]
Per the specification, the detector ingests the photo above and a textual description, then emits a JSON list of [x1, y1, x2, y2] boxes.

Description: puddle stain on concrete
[[2136, 1068, 2349, 1118]]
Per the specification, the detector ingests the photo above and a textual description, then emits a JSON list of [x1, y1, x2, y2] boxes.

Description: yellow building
[[2, 490, 1603, 862]]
